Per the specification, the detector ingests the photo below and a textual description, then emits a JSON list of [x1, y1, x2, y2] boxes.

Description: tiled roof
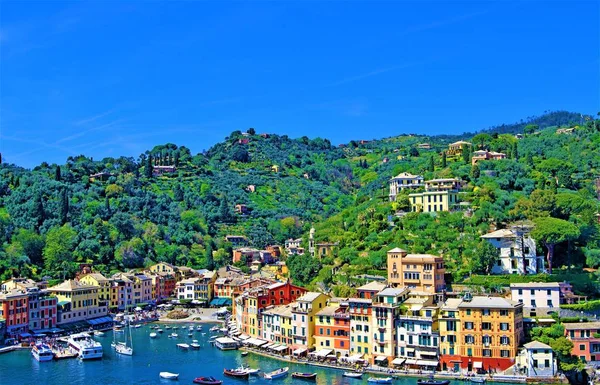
[[458, 296, 520, 309]]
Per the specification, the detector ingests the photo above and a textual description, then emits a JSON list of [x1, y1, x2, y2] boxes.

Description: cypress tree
[[428, 155, 435, 172], [33, 193, 45, 232], [59, 188, 69, 224], [462, 145, 472, 164], [145, 155, 153, 178], [219, 196, 231, 223], [442, 151, 447, 168], [174, 151, 180, 167], [205, 243, 214, 271], [55, 166, 61, 181], [173, 183, 184, 201], [512, 142, 518, 160], [470, 164, 480, 179], [105, 196, 111, 216]]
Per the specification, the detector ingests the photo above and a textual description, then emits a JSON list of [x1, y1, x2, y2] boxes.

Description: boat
[[237, 365, 260, 375], [223, 368, 249, 379], [31, 343, 54, 362], [159, 372, 179, 380], [264, 367, 289, 380], [188, 333, 193, 337], [115, 317, 134, 356], [157, 328, 164, 333], [470, 379, 485, 384], [113, 326, 124, 332], [171, 333, 178, 338], [193, 377, 222, 385], [196, 326, 202, 331], [368, 378, 393, 384], [177, 343, 190, 350], [150, 332, 158, 339], [292, 372, 317, 380], [94, 331, 105, 337], [343, 372, 363, 379], [209, 326, 220, 332], [68, 333, 103, 360], [166, 326, 171, 330], [190, 340, 201, 349], [417, 380, 450, 385], [241, 351, 249, 357]]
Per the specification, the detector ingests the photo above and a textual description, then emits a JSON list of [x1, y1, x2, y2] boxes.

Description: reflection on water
[[0, 324, 521, 385]]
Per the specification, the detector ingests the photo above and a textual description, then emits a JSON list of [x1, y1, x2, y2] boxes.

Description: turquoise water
[[0, 324, 517, 385]]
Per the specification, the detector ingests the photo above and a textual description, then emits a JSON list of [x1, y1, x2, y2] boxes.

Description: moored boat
[[292, 372, 317, 380], [470, 379, 485, 384], [177, 343, 190, 350], [241, 351, 249, 357], [368, 377, 393, 384], [31, 343, 54, 362], [193, 377, 222, 385], [159, 372, 179, 380], [157, 328, 164, 333], [150, 332, 158, 338], [68, 333, 103, 360], [417, 380, 450, 385], [236, 365, 260, 375], [264, 367, 289, 380], [190, 340, 201, 349], [343, 371, 363, 379], [223, 368, 249, 379], [209, 326, 219, 332]]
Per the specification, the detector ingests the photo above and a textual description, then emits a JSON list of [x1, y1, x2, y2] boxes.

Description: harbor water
[[0, 323, 523, 385]]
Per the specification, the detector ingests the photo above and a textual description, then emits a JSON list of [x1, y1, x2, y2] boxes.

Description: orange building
[[314, 300, 351, 357], [387, 248, 446, 293], [0, 289, 29, 336], [563, 322, 600, 362]]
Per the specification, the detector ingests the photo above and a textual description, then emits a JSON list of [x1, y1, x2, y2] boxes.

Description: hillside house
[[408, 179, 465, 213], [417, 143, 432, 149], [447, 141, 471, 156], [389, 172, 425, 201], [235, 204, 249, 215], [152, 165, 176, 176], [471, 150, 507, 165], [481, 228, 543, 275]]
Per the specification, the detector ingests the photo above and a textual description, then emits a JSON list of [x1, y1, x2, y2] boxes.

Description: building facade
[[408, 179, 465, 213], [387, 248, 446, 293], [349, 298, 373, 362], [0, 290, 29, 336], [371, 287, 410, 365], [314, 301, 350, 357], [510, 282, 560, 315], [516, 341, 557, 378], [564, 322, 600, 362], [481, 228, 542, 275], [49, 280, 108, 325], [291, 292, 330, 351], [389, 172, 425, 201]]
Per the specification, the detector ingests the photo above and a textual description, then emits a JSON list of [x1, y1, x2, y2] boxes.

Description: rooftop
[[400, 253, 443, 263], [523, 341, 552, 350], [563, 322, 600, 331], [357, 281, 387, 292], [509, 282, 560, 289], [481, 229, 516, 239], [442, 298, 463, 310], [263, 303, 294, 318], [49, 279, 99, 292], [391, 172, 422, 180], [388, 247, 407, 253], [81, 273, 109, 283], [297, 292, 325, 303], [316, 305, 340, 317], [377, 287, 408, 297], [458, 296, 520, 309]]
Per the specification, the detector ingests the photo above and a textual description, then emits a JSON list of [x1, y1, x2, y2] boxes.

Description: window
[[500, 336, 510, 345], [500, 323, 509, 331], [482, 309, 490, 316], [483, 349, 492, 357], [501, 350, 510, 358], [531, 300, 536, 307], [580, 344, 586, 351], [482, 336, 491, 345], [482, 322, 491, 330], [465, 335, 475, 344], [500, 310, 508, 316], [466, 309, 471, 316], [464, 322, 473, 330], [518, 289, 523, 295], [547, 299, 553, 307]]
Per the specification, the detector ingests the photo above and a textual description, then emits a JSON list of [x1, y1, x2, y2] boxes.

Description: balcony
[[400, 315, 432, 322]]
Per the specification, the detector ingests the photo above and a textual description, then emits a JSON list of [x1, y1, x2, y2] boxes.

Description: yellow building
[[439, 298, 462, 372], [79, 273, 111, 309], [49, 280, 108, 325], [409, 178, 465, 213], [440, 296, 524, 372], [348, 298, 373, 362], [291, 292, 330, 351], [447, 141, 471, 156]]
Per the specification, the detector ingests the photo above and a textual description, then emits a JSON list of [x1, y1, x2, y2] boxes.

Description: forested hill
[[0, 112, 599, 289]]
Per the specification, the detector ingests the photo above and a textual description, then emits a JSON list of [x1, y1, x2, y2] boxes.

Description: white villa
[[481, 228, 544, 275], [389, 173, 424, 201]]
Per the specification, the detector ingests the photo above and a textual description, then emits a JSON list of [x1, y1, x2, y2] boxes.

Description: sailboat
[[115, 299, 133, 356]]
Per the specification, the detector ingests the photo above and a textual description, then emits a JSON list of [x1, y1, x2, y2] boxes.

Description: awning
[[404, 359, 417, 365], [392, 358, 406, 365], [405, 347, 415, 352], [251, 338, 268, 347], [87, 316, 113, 325], [274, 345, 288, 352], [348, 353, 364, 363], [375, 355, 388, 362], [19, 333, 32, 338], [315, 348, 333, 357], [293, 347, 308, 355], [239, 334, 250, 340], [57, 300, 69, 306], [420, 351, 438, 356], [417, 359, 439, 367], [264, 343, 276, 349], [473, 362, 483, 369]]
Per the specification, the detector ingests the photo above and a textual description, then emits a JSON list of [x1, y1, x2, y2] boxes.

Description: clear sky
[[1, 1, 598, 168]]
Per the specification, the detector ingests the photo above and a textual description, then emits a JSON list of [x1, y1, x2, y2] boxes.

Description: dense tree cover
[[0, 114, 599, 292]]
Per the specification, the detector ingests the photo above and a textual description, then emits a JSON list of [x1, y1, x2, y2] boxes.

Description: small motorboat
[[165, 326, 171, 330], [193, 377, 223, 385], [171, 333, 178, 338], [150, 332, 158, 338], [223, 368, 249, 379], [417, 380, 450, 385], [292, 372, 317, 380], [188, 333, 193, 337], [470, 379, 485, 384], [94, 331, 105, 337], [190, 340, 201, 349], [343, 372, 363, 379], [241, 351, 249, 357], [236, 365, 260, 375], [157, 328, 164, 333], [159, 372, 179, 380], [196, 326, 202, 331], [177, 343, 190, 350], [133, 324, 142, 328], [368, 377, 393, 384], [210, 326, 220, 332], [264, 367, 289, 380]]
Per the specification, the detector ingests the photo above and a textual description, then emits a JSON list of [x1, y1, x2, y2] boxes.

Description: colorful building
[[510, 282, 560, 315], [396, 294, 440, 369], [110, 274, 133, 311], [389, 172, 425, 201], [0, 289, 29, 336], [371, 287, 410, 365], [357, 281, 386, 299], [79, 273, 111, 309], [349, 298, 373, 362], [481, 228, 542, 275], [516, 341, 557, 378], [387, 248, 446, 293], [261, 303, 294, 353], [563, 322, 600, 362], [26, 287, 57, 332], [447, 141, 471, 156], [291, 292, 331, 352], [49, 280, 108, 325], [314, 299, 350, 357], [438, 298, 462, 372]]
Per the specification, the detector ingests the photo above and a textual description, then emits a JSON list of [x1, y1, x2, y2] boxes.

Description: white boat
[[264, 367, 289, 380], [171, 333, 178, 338], [166, 326, 171, 330], [209, 326, 219, 332], [190, 340, 201, 349], [177, 343, 190, 350], [31, 343, 54, 362], [94, 331, 105, 337], [196, 326, 202, 330], [367, 377, 392, 384], [157, 328, 164, 333], [115, 317, 134, 356], [68, 333, 103, 360], [188, 333, 193, 337], [343, 371, 363, 379], [237, 365, 260, 375], [133, 324, 142, 328], [159, 372, 179, 380], [150, 332, 158, 338]]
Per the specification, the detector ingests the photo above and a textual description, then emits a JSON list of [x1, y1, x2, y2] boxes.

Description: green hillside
[[0, 112, 599, 294]]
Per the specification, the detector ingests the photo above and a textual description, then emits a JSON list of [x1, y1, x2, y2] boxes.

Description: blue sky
[[1, 1, 598, 168]]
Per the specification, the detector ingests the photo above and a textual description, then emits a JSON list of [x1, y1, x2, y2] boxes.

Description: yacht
[[68, 333, 103, 360], [31, 343, 54, 362]]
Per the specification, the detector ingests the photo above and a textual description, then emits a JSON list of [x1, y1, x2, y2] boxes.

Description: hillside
[[0, 113, 599, 292]]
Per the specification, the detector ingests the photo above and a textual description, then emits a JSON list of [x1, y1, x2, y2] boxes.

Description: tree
[[55, 166, 61, 181], [441, 151, 447, 168], [470, 164, 480, 179], [43, 224, 77, 276], [524, 124, 539, 135], [173, 183, 184, 202], [145, 155, 153, 178], [531, 217, 580, 273], [472, 133, 492, 149], [173, 151, 180, 167], [247, 127, 256, 135], [232, 147, 249, 163], [428, 156, 435, 172], [205, 243, 214, 270], [12, 228, 45, 266], [470, 241, 499, 274], [32, 193, 45, 232], [512, 142, 518, 160], [462, 145, 472, 164], [287, 253, 321, 286], [219, 196, 233, 223], [409, 147, 419, 157], [59, 188, 69, 224]]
